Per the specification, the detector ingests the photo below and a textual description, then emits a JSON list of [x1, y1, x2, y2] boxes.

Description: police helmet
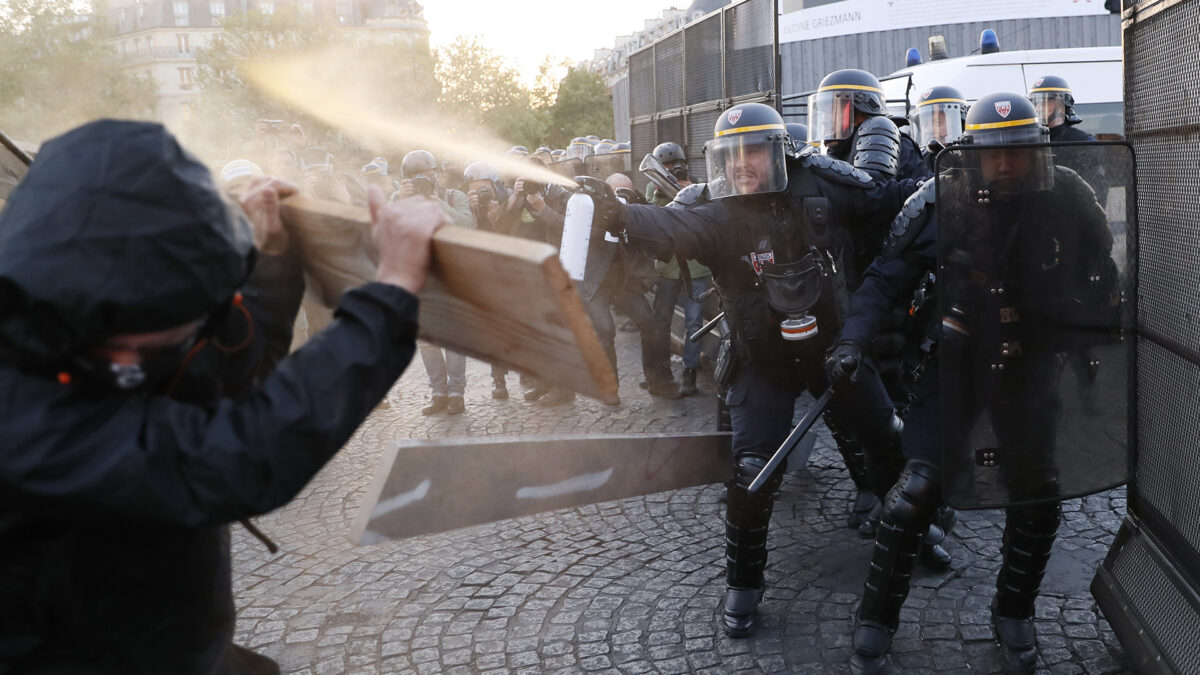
[[960, 92, 1052, 192], [550, 149, 566, 161], [593, 141, 615, 155], [220, 159, 264, 185], [567, 137, 593, 161], [612, 141, 630, 154], [1027, 75, 1083, 128], [911, 85, 967, 148], [507, 145, 529, 157], [585, 135, 600, 145], [704, 103, 789, 199], [783, 123, 809, 156], [463, 161, 508, 202], [808, 69, 887, 145]]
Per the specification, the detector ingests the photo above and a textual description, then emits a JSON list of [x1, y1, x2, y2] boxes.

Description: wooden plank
[[0, 130, 32, 202], [277, 195, 619, 403], [350, 432, 732, 544]]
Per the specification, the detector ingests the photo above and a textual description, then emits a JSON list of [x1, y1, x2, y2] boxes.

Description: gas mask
[[759, 249, 834, 341]]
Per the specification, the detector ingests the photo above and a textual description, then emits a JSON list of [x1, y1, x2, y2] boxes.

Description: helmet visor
[[704, 131, 788, 199], [1029, 91, 1069, 127], [808, 90, 857, 144], [566, 141, 592, 162], [913, 101, 965, 147]]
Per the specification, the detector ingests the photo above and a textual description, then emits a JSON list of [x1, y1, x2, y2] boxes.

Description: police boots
[[851, 460, 940, 675], [826, 417, 879, 529], [722, 456, 781, 638], [991, 502, 1061, 673]]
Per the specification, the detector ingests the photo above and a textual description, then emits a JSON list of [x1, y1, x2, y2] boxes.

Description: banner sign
[[779, 0, 1111, 44]]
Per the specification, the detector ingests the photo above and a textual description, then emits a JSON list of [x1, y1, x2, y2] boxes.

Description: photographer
[[402, 150, 475, 414], [0, 120, 445, 673], [299, 145, 353, 204]]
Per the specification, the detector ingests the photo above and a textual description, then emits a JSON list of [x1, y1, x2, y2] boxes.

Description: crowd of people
[[0, 65, 1119, 675]]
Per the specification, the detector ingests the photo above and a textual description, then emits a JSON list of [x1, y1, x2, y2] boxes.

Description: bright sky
[[422, 1, 688, 84]]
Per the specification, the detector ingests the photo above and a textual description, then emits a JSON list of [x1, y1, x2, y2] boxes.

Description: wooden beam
[[351, 432, 732, 544], [277, 195, 619, 403]]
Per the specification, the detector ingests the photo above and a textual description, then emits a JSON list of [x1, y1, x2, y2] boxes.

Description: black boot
[[992, 502, 1061, 673], [491, 376, 508, 399], [680, 367, 698, 396], [857, 500, 883, 539], [919, 522, 953, 571], [851, 460, 939, 674], [722, 459, 780, 638]]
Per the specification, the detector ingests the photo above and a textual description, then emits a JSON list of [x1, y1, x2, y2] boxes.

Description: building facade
[[106, 0, 430, 127]]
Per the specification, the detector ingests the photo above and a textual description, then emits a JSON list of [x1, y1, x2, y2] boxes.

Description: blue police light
[[980, 29, 1000, 54], [906, 47, 923, 67]]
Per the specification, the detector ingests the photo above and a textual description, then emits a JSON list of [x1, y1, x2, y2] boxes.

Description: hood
[[0, 119, 254, 369]]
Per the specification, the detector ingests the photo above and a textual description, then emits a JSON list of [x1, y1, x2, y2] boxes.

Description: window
[[260, 1, 274, 14], [174, 1, 189, 26], [179, 67, 194, 90], [177, 34, 189, 54], [210, 2, 225, 21]]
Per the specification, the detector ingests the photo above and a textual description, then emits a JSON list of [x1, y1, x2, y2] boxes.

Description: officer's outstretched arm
[[621, 201, 728, 266]]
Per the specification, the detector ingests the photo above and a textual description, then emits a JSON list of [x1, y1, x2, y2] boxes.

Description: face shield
[[567, 141, 592, 162], [808, 90, 857, 145], [913, 101, 965, 147], [1029, 91, 1069, 128], [704, 129, 788, 199]]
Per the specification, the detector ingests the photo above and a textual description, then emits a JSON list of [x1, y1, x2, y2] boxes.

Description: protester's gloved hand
[[574, 176, 628, 235], [824, 340, 863, 388]]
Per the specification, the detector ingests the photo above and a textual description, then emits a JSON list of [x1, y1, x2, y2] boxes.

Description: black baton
[[748, 387, 834, 493], [688, 311, 725, 343]]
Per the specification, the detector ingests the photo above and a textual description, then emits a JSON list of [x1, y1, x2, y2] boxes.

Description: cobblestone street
[[232, 330, 1131, 674]]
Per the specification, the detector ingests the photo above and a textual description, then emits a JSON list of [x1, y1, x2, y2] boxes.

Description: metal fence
[[626, 0, 775, 189], [1092, 1, 1200, 672]]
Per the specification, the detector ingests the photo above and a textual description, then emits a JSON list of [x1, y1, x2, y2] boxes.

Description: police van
[[880, 42, 1123, 140]]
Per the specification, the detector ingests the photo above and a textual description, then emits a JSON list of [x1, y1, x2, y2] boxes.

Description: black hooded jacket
[[0, 121, 420, 672]]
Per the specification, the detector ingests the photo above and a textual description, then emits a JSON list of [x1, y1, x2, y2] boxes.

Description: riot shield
[[548, 157, 585, 181], [585, 153, 629, 180], [935, 141, 1134, 509]]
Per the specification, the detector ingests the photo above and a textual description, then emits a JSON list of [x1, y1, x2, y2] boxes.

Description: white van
[[881, 45, 1124, 139]]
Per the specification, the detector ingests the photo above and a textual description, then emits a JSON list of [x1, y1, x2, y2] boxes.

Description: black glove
[[824, 340, 863, 387], [573, 175, 628, 235]]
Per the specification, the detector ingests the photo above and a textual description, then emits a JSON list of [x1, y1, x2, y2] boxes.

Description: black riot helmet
[[401, 149, 440, 196], [704, 102, 789, 199], [911, 85, 968, 148], [959, 92, 1053, 192], [652, 141, 688, 179], [566, 137, 592, 161], [784, 123, 809, 156], [808, 69, 887, 145], [1027, 75, 1083, 128]]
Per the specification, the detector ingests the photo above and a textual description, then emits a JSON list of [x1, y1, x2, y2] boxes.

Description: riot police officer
[[910, 85, 968, 167], [784, 122, 809, 156], [830, 93, 1117, 674], [596, 102, 920, 638], [645, 141, 691, 205], [1028, 75, 1095, 142], [810, 69, 928, 181]]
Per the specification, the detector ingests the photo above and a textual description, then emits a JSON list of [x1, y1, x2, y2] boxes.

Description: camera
[[411, 174, 436, 197], [522, 179, 542, 196]]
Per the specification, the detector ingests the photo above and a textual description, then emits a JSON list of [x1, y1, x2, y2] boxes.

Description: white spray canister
[[560, 192, 594, 281]]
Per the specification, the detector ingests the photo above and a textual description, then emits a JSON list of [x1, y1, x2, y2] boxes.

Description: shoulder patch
[[881, 179, 936, 258], [802, 151, 873, 186]]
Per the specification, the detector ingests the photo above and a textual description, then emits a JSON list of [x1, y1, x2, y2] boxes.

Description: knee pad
[[883, 459, 940, 530], [731, 454, 781, 494]]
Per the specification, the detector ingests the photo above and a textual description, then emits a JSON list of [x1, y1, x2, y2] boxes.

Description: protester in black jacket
[[0, 120, 445, 673]]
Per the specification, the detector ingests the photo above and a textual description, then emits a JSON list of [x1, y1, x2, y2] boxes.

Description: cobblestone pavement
[[232, 330, 1132, 674]]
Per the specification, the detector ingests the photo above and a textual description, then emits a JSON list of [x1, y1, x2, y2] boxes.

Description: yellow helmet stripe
[[1029, 87, 1071, 93], [917, 97, 966, 106], [966, 117, 1039, 130], [714, 123, 787, 137], [818, 84, 883, 93]]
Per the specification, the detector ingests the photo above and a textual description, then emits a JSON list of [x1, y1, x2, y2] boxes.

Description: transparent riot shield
[[935, 141, 1135, 509], [548, 157, 585, 181], [585, 153, 628, 180]]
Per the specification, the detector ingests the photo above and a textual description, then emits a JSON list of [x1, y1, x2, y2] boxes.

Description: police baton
[[688, 311, 724, 343], [748, 387, 834, 493]]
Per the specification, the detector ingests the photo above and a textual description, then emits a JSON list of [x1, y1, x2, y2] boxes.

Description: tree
[[546, 67, 614, 148], [435, 36, 547, 149], [0, 0, 157, 144]]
